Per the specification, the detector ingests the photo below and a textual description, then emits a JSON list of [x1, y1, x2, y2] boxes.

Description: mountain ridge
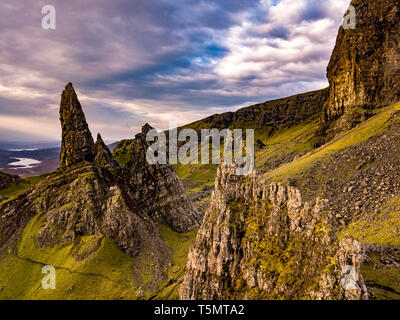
[[179, 0, 400, 300], [0, 83, 200, 299]]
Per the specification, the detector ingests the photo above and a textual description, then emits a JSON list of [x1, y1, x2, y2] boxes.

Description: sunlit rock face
[[0, 83, 201, 299], [319, 0, 400, 140], [180, 162, 368, 300]]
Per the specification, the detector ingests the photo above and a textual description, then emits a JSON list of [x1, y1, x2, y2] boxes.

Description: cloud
[[0, 0, 350, 141]]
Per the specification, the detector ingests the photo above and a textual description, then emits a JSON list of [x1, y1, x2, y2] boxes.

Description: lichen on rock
[[180, 162, 368, 300]]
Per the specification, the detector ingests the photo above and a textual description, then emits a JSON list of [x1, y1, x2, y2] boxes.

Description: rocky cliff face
[[0, 83, 200, 297], [319, 0, 400, 140], [180, 163, 368, 300], [186, 88, 329, 132], [122, 124, 200, 233], [60, 83, 95, 167]]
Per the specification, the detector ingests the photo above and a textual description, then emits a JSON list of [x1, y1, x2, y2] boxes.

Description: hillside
[[0, 171, 21, 202], [1, 0, 400, 301], [180, 0, 400, 300], [0, 83, 200, 300], [181, 101, 400, 300], [113, 88, 329, 214]]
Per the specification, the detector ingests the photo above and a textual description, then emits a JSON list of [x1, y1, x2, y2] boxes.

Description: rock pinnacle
[[59, 83, 94, 168]]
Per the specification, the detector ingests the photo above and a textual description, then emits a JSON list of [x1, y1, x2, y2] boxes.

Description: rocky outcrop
[[0, 171, 20, 191], [0, 83, 200, 293], [94, 133, 119, 169], [122, 124, 201, 233], [180, 163, 368, 300], [60, 83, 95, 168], [319, 0, 400, 140]]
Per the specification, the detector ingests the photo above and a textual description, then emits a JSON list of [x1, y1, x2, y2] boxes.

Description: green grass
[[113, 150, 130, 166], [339, 212, 400, 247], [175, 163, 217, 194], [0, 210, 199, 300], [255, 119, 318, 171], [339, 196, 400, 247], [175, 116, 319, 195], [263, 103, 400, 182], [0, 213, 138, 300], [0, 172, 54, 203], [360, 252, 400, 300], [150, 225, 198, 299]]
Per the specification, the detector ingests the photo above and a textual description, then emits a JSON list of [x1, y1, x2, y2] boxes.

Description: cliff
[[0, 83, 200, 299], [180, 163, 368, 300], [319, 0, 400, 141], [185, 88, 329, 132], [122, 124, 200, 232]]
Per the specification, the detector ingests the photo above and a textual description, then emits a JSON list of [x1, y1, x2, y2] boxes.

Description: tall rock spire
[[59, 83, 94, 168]]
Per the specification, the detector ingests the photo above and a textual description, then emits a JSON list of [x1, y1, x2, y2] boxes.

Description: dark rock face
[[122, 124, 201, 233], [60, 83, 95, 168], [0, 171, 20, 191], [94, 133, 119, 169], [320, 0, 400, 138]]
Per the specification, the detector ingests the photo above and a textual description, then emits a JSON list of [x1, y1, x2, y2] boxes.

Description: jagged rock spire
[[122, 122, 201, 232], [94, 133, 119, 168], [60, 83, 94, 168]]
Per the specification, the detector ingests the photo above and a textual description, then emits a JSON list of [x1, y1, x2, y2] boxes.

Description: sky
[[0, 0, 350, 142]]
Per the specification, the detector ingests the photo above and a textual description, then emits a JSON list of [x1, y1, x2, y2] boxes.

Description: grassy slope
[[338, 196, 400, 300], [0, 212, 137, 300], [257, 102, 400, 300], [255, 118, 318, 172], [0, 145, 197, 300], [151, 226, 198, 299], [339, 196, 400, 247], [0, 208, 197, 300], [0, 172, 54, 204], [174, 116, 319, 198], [263, 104, 399, 182], [360, 253, 400, 300]]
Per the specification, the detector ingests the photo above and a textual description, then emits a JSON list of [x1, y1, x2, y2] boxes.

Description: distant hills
[[0, 142, 118, 178]]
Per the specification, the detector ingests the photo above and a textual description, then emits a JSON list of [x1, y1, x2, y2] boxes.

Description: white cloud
[[215, 0, 349, 87], [0, 0, 351, 141]]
